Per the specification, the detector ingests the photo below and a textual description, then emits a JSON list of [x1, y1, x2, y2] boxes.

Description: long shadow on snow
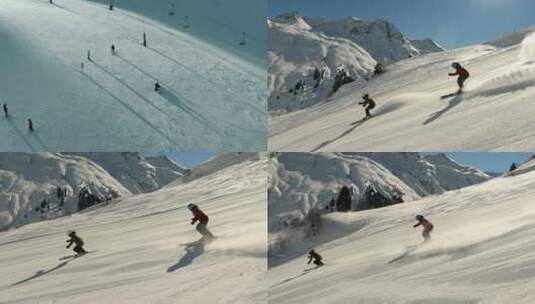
[[90, 61, 187, 125], [31, 131, 49, 151], [79, 71, 180, 148], [146, 46, 265, 115], [6, 117, 35, 152], [167, 239, 205, 272], [311, 102, 405, 152], [112, 56, 222, 135], [12, 257, 76, 286], [273, 267, 319, 287], [158, 87, 215, 128], [423, 94, 463, 125]]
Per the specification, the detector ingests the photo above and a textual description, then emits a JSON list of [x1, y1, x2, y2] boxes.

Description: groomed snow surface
[[268, 163, 535, 303], [269, 30, 535, 151], [0, 0, 266, 151], [0, 155, 266, 304]]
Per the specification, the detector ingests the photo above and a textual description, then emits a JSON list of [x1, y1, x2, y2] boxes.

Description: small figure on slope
[[66, 230, 88, 256], [142, 32, 148, 47], [154, 81, 161, 93], [359, 94, 376, 119], [413, 214, 433, 242], [449, 62, 469, 93], [307, 249, 324, 267], [27, 118, 34, 132], [111, 44, 116, 55], [187, 203, 213, 240], [3, 103, 8, 118]]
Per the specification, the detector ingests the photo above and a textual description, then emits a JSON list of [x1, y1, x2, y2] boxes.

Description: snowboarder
[[413, 214, 434, 241], [449, 62, 469, 93], [27, 118, 34, 132], [3, 103, 8, 118], [142, 32, 147, 47], [154, 81, 161, 92], [66, 231, 88, 256], [307, 249, 324, 267], [359, 94, 376, 118], [187, 203, 213, 239], [111, 44, 116, 55]]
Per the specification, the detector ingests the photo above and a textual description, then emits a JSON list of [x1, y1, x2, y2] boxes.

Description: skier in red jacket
[[449, 62, 470, 93], [413, 215, 434, 241], [188, 203, 213, 239]]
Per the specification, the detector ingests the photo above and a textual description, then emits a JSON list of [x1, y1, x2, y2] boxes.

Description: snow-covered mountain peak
[[271, 11, 312, 30], [68, 153, 183, 194], [305, 16, 443, 64], [268, 13, 444, 113], [0, 153, 132, 230]]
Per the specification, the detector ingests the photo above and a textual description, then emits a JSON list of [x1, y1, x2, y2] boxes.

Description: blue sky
[[445, 152, 531, 173], [144, 152, 215, 168], [269, 0, 535, 48]]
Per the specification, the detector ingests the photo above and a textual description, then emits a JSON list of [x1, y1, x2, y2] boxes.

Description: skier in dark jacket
[[154, 81, 161, 92], [27, 118, 34, 132], [3, 104, 8, 118], [66, 231, 88, 255], [111, 44, 116, 55], [188, 203, 213, 239], [359, 94, 376, 118], [449, 62, 470, 93], [307, 249, 324, 266], [413, 215, 434, 241]]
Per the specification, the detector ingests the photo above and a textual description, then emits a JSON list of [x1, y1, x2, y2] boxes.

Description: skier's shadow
[[311, 120, 366, 152], [274, 267, 318, 287], [6, 117, 35, 152], [158, 87, 216, 129], [79, 71, 179, 147], [423, 95, 463, 125], [167, 239, 205, 272], [12, 258, 75, 286], [32, 131, 49, 151]]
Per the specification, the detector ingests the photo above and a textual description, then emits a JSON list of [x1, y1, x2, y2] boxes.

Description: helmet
[[187, 203, 197, 211], [452, 62, 460, 69], [362, 94, 369, 99], [309, 249, 315, 254], [415, 215, 424, 221], [68, 230, 76, 236]]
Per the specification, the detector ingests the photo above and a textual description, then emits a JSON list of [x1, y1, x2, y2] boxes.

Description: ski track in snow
[[0, 0, 266, 151], [270, 35, 535, 151]]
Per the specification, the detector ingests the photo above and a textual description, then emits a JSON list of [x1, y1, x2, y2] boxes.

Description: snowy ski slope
[[269, 169, 535, 303], [0, 0, 266, 151], [269, 30, 535, 151], [0, 155, 266, 304]]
